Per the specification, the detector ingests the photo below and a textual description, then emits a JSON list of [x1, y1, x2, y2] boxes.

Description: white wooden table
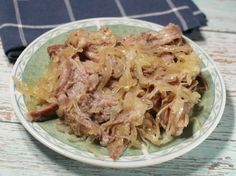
[[0, 0, 236, 175]]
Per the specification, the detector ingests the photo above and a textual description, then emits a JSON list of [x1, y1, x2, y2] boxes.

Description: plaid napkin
[[0, 0, 206, 62]]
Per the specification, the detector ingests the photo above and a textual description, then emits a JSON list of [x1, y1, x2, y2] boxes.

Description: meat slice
[[142, 23, 182, 46], [48, 45, 66, 56], [66, 27, 117, 62], [65, 59, 100, 99], [64, 107, 100, 137], [84, 50, 100, 62], [89, 27, 117, 46], [174, 102, 194, 136], [76, 92, 122, 124], [157, 45, 192, 55], [28, 103, 58, 122], [142, 66, 157, 76], [105, 122, 132, 159], [89, 92, 122, 123], [83, 27, 117, 62], [122, 23, 182, 47], [161, 53, 175, 64], [54, 59, 72, 94], [158, 100, 194, 136], [108, 138, 128, 160], [66, 29, 89, 49]]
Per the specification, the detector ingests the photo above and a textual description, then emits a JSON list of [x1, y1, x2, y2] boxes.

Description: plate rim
[[10, 17, 226, 168]]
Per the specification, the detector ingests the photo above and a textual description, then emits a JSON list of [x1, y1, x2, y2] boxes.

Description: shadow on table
[[184, 29, 206, 42], [27, 90, 234, 176]]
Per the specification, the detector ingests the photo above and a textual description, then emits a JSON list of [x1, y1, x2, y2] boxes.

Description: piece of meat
[[175, 114, 189, 136], [66, 82, 87, 99], [65, 59, 99, 99], [100, 132, 113, 146], [64, 107, 100, 137], [161, 53, 175, 64], [121, 35, 141, 45], [107, 138, 128, 160], [159, 109, 169, 129], [84, 49, 101, 62], [48, 45, 66, 56], [158, 93, 175, 129], [28, 103, 58, 122], [102, 121, 132, 159], [64, 60, 89, 99], [121, 23, 182, 47], [66, 29, 89, 49], [77, 92, 122, 124], [159, 101, 193, 136], [77, 94, 93, 112], [54, 59, 72, 94], [89, 92, 122, 123], [82, 60, 99, 74], [57, 93, 69, 106], [141, 23, 182, 46], [174, 102, 194, 135], [56, 58, 104, 135], [142, 66, 156, 76], [87, 74, 100, 91], [56, 58, 89, 97], [67, 27, 117, 62], [158, 45, 192, 54], [83, 27, 117, 62], [90, 27, 117, 46]]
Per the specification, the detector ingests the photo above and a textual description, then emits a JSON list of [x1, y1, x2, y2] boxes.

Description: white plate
[[10, 18, 226, 168]]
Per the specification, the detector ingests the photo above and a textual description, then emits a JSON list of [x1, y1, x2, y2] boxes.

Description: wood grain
[[0, 122, 235, 176], [195, 0, 236, 33], [0, 42, 18, 123], [0, 30, 236, 175], [1, 1, 236, 175]]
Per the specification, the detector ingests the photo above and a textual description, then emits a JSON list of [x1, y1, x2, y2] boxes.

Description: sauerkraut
[[15, 24, 207, 160]]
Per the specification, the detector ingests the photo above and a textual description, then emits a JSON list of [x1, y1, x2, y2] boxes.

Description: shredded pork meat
[[16, 24, 207, 160]]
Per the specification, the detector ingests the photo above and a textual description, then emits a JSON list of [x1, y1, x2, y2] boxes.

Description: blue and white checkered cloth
[[0, 0, 206, 62]]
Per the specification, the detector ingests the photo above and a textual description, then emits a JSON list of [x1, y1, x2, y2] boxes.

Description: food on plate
[[15, 24, 207, 160]]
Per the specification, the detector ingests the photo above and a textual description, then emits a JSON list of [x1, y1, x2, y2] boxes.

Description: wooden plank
[[0, 1, 235, 175], [0, 42, 18, 123], [0, 41, 18, 123], [0, 122, 235, 176], [189, 30, 236, 97], [194, 0, 236, 33]]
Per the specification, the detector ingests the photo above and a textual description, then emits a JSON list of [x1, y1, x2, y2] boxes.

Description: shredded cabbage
[[15, 25, 207, 160]]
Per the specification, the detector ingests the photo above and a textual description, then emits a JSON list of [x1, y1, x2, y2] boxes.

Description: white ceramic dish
[[10, 18, 226, 168]]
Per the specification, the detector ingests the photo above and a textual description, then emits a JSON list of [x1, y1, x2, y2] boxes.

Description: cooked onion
[[15, 24, 207, 160]]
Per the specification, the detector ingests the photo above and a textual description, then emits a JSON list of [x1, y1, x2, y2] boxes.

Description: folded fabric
[[0, 0, 207, 62]]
